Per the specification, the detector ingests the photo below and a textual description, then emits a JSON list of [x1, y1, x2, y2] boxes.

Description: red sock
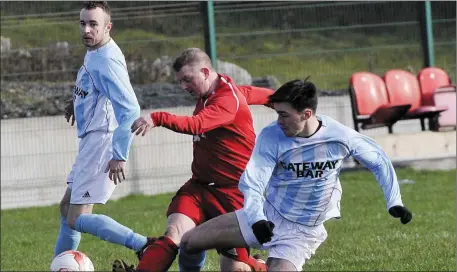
[[222, 248, 268, 272], [247, 256, 268, 272], [136, 236, 179, 272]]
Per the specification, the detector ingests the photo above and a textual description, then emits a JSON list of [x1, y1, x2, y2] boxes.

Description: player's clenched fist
[[252, 220, 275, 244], [131, 116, 155, 136], [64, 99, 75, 126]]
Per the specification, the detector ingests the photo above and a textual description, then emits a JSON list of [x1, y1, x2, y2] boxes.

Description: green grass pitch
[[1, 168, 455, 271]]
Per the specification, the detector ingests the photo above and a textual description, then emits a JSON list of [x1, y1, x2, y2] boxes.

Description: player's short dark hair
[[172, 48, 213, 72], [83, 1, 112, 17], [268, 77, 318, 113]]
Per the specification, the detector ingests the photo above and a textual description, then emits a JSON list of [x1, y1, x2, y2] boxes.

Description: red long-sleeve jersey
[[151, 74, 274, 186]]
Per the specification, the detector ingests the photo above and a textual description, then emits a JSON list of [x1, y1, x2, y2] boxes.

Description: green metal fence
[[1, 1, 455, 89], [212, 1, 455, 89], [1, 1, 455, 209]]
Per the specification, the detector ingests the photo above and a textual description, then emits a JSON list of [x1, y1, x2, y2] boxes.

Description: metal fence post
[[202, 0, 217, 70], [420, 1, 435, 67]]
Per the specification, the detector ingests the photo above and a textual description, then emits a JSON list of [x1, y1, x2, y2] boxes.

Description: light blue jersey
[[73, 39, 140, 161], [240, 114, 404, 227]]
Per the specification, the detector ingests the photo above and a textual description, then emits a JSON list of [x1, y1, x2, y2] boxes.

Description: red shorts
[[167, 179, 252, 262], [167, 179, 244, 225]]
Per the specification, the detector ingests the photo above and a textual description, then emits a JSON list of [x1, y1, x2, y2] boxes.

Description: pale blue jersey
[[73, 39, 140, 161], [240, 114, 404, 227]]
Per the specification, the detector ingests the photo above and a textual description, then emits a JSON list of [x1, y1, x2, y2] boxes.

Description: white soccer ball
[[50, 250, 94, 271]]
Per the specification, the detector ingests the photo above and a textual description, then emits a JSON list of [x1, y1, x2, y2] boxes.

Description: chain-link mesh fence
[[1, 1, 455, 209]]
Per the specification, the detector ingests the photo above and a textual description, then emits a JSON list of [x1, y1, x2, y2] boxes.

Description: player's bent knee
[[65, 204, 93, 230], [165, 213, 197, 245], [180, 232, 193, 253], [180, 238, 196, 255], [66, 215, 78, 230], [180, 231, 203, 254], [165, 224, 184, 245], [65, 210, 83, 230]]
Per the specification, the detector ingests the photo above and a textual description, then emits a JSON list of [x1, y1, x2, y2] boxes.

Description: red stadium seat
[[418, 67, 455, 106], [384, 69, 447, 131], [349, 72, 410, 133], [431, 86, 456, 130]]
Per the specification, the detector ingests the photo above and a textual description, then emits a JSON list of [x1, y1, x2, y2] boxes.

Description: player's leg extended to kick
[[54, 187, 148, 258], [126, 212, 196, 272], [113, 213, 206, 272], [181, 212, 296, 271], [181, 212, 247, 254], [68, 202, 148, 252]]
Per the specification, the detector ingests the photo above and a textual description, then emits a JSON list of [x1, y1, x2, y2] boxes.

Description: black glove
[[252, 220, 275, 244], [388, 205, 412, 224]]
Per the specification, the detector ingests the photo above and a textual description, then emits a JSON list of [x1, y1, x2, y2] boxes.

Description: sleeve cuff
[[112, 151, 127, 162], [244, 209, 268, 228], [387, 200, 404, 211], [150, 112, 157, 126]]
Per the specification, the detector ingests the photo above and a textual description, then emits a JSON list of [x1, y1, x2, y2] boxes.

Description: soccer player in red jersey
[[115, 48, 274, 272]]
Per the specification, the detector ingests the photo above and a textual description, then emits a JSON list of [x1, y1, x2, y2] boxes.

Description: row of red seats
[[349, 67, 456, 133]]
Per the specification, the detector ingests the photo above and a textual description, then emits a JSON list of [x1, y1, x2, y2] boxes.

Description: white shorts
[[67, 131, 115, 205], [236, 201, 328, 271]]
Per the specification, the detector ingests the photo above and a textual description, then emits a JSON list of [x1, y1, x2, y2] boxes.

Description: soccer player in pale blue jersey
[[179, 78, 413, 271], [53, 1, 151, 261]]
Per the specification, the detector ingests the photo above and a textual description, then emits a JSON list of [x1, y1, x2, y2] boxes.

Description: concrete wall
[[2, 95, 455, 209]]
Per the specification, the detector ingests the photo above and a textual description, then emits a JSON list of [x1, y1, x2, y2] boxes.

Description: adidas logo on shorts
[[82, 191, 91, 198]]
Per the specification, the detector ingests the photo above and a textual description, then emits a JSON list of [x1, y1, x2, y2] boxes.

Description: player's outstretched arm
[[239, 128, 278, 243], [348, 131, 412, 224], [147, 91, 238, 135], [238, 85, 274, 107], [92, 57, 141, 185], [131, 116, 155, 136]]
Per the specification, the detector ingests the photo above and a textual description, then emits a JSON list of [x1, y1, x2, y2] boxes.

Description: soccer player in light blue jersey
[[53, 1, 151, 261], [180, 78, 413, 271]]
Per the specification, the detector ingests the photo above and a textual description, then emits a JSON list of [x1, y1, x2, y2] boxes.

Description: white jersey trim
[[220, 76, 240, 112]]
